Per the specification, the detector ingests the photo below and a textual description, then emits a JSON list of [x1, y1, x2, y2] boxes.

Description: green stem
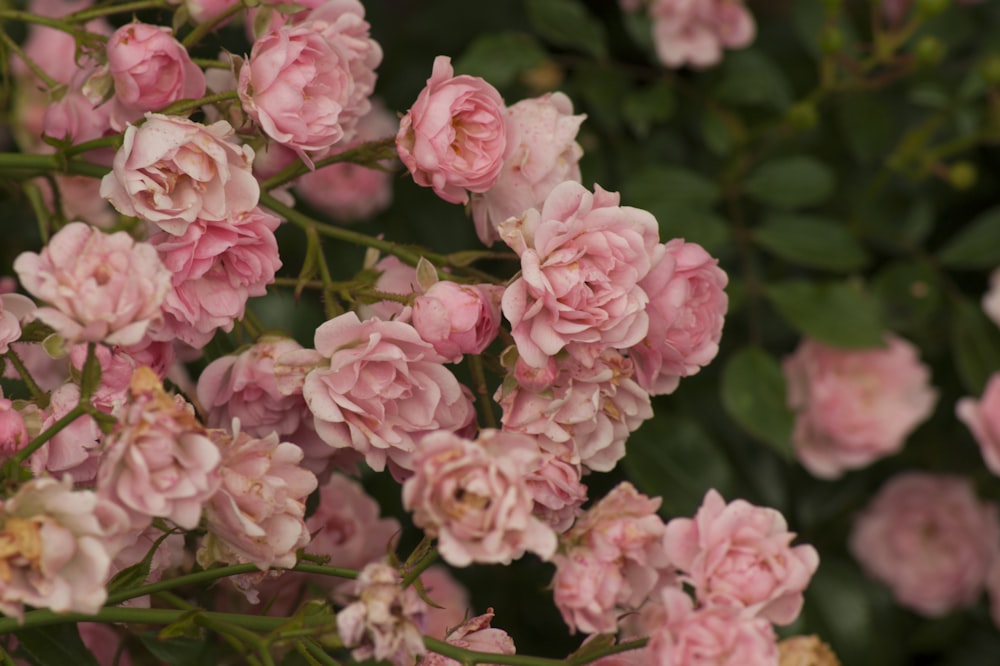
[[0, 30, 59, 89], [300, 640, 341, 666], [467, 354, 498, 430], [258, 137, 397, 192], [0, 10, 77, 35], [4, 346, 44, 401], [63, 135, 121, 159], [0, 153, 109, 179], [12, 403, 88, 464], [0, 607, 333, 634], [181, 0, 247, 48], [159, 90, 240, 117], [424, 638, 565, 666], [66, 0, 171, 22], [400, 550, 439, 588], [567, 639, 648, 666]]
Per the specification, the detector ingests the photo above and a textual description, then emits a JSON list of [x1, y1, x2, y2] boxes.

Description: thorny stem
[[181, 0, 247, 48], [158, 90, 239, 117], [4, 347, 44, 400], [0, 30, 58, 89], [66, 0, 171, 22]]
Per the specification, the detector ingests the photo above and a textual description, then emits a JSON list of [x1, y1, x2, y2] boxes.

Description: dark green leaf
[[720, 346, 795, 458], [623, 166, 721, 209], [744, 156, 834, 209], [950, 298, 1000, 394], [524, 0, 606, 59], [138, 633, 216, 666], [715, 50, 793, 110], [622, 82, 676, 137], [837, 94, 895, 164], [765, 280, 885, 348], [569, 62, 626, 130], [454, 32, 547, 88], [14, 625, 100, 666], [939, 206, 1000, 269], [699, 110, 736, 156], [872, 260, 944, 333], [623, 412, 735, 518], [752, 214, 869, 272]]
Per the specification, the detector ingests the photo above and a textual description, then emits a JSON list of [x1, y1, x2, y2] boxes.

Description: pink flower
[[239, 0, 381, 158], [957, 373, 1000, 476], [357, 255, 419, 322], [78, 623, 134, 666], [337, 561, 428, 666], [420, 610, 515, 666], [105, 22, 206, 130], [396, 56, 509, 205], [42, 84, 114, 148], [29, 383, 102, 483], [420, 565, 471, 639], [984, 267, 1000, 330], [402, 430, 557, 567], [849, 472, 1000, 617], [526, 452, 587, 533], [553, 549, 628, 635], [185, 0, 241, 24], [412, 281, 503, 363], [471, 92, 585, 246], [783, 335, 938, 479], [149, 208, 282, 348], [0, 477, 130, 620], [276, 312, 475, 474], [649, 0, 756, 69], [644, 588, 779, 666], [663, 489, 819, 625], [99, 114, 258, 236], [0, 293, 33, 355], [107, 523, 185, 608], [0, 398, 27, 457], [97, 367, 221, 530], [630, 239, 728, 396], [499, 182, 659, 369], [13, 222, 171, 346], [198, 428, 317, 571]]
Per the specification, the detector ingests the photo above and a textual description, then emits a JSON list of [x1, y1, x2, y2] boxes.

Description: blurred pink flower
[[663, 489, 819, 625], [0, 293, 33, 355], [78, 623, 134, 666], [649, 0, 755, 69], [396, 56, 509, 205], [499, 182, 659, 369], [957, 373, 1000, 476], [100, 114, 258, 236], [525, 452, 587, 533], [783, 335, 937, 479], [28, 383, 102, 483], [107, 524, 186, 608], [471, 91, 585, 246], [420, 610, 515, 666], [357, 255, 419, 322], [0, 398, 27, 457], [420, 565, 471, 639], [403, 429, 557, 567], [850, 472, 1000, 616], [13, 222, 170, 346], [412, 282, 503, 363]]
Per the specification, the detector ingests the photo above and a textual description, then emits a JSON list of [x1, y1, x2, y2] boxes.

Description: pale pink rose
[[783, 335, 938, 479], [99, 114, 258, 236], [28, 383, 102, 483], [106, 524, 186, 608], [420, 565, 471, 639], [277, 312, 475, 474], [498, 350, 652, 472], [97, 367, 221, 530], [42, 85, 114, 149], [957, 373, 1000, 476], [553, 549, 628, 634], [644, 587, 779, 666], [420, 610, 515, 666], [33, 176, 118, 229], [13, 222, 171, 346], [2, 342, 69, 392], [105, 23, 206, 130], [0, 398, 28, 457], [526, 451, 587, 533], [663, 489, 819, 625], [68, 342, 146, 414], [0, 477, 130, 620], [849, 472, 1000, 617], [150, 208, 282, 348], [239, 0, 381, 158], [412, 282, 503, 363], [471, 92, 585, 246], [294, 99, 397, 223], [198, 428, 317, 571], [357, 255, 419, 321], [499, 182, 659, 369], [337, 561, 428, 666], [78, 623, 134, 666], [185, 0, 241, 24], [650, 0, 756, 69], [403, 430, 557, 567], [984, 267, 1000, 331], [0, 293, 33, 355], [396, 56, 509, 205], [630, 239, 728, 396]]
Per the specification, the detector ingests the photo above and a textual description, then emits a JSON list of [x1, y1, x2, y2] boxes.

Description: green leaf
[[622, 82, 676, 137], [623, 412, 735, 518], [744, 156, 834, 210], [939, 206, 1000, 269], [720, 346, 795, 458], [837, 94, 895, 165], [872, 260, 944, 333], [454, 32, 547, 88], [138, 633, 216, 666], [14, 625, 100, 666], [715, 49, 793, 110], [569, 62, 626, 130], [525, 0, 606, 59], [950, 298, 1000, 394], [107, 527, 177, 595], [623, 166, 721, 209], [765, 280, 885, 348], [753, 214, 869, 272]]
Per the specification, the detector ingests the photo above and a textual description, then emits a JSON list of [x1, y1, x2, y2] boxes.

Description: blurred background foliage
[[6, 0, 1000, 663]]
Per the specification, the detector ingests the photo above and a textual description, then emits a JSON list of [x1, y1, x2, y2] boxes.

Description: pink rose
[[149, 208, 282, 348], [525, 452, 587, 533], [396, 56, 509, 205], [239, 0, 381, 158], [97, 367, 221, 530], [471, 92, 585, 246], [499, 181, 659, 369], [553, 549, 628, 634], [0, 477, 130, 620], [185, 0, 241, 24], [412, 281, 503, 363], [957, 373, 1000, 476], [783, 335, 938, 479], [0, 398, 27, 457], [663, 489, 819, 625], [402, 429, 557, 567], [630, 239, 728, 396], [28, 383, 102, 483], [107, 523, 185, 608], [849, 472, 1000, 616], [650, 0, 756, 69], [198, 428, 317, 571], [100, 114, 258, 236], [0, 293, 33, 355], [420, 610, 515, 666], [13, 222, 171, 346], [420, 565, 471, 639], [42, 84, 114, 148], [276, 312, 475, 474], [105, 22, 206, 130]]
